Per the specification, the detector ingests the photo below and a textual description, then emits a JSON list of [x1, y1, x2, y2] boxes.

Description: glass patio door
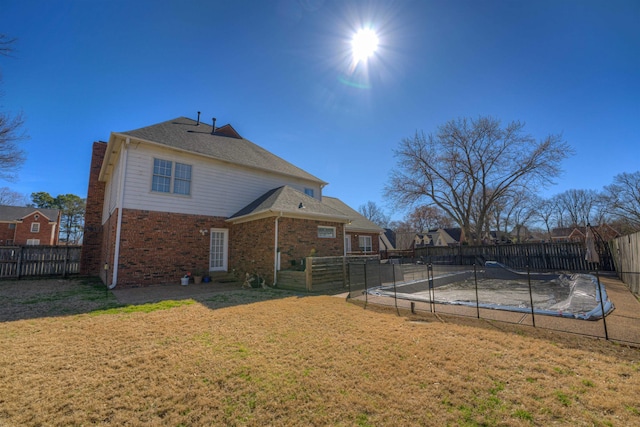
[[209, 228, 228, 272]]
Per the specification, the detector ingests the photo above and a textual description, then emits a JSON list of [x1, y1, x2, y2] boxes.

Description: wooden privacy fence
[[609, 231, 640, 294], [0, 246, 82, 279], [414, 242, 612, 272], [277, 255, 378, 292]]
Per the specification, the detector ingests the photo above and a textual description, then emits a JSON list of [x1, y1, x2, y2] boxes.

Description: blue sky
[[1, 0, 638, 220]]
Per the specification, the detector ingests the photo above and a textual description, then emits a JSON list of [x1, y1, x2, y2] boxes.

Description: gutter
[[109, 137, 130, 289]]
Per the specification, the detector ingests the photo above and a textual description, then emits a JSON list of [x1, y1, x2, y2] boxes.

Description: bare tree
[[555, 189, 600, 226], [385, 116, 572, 244], [603, 171, 640, 231], [0, 34, 27, 182], [0, 186, 27, 205], [534, 197, 560, 241], [387, 219, 415, 250], [406, 205, 452, 232], [358, 201, 390, 228]]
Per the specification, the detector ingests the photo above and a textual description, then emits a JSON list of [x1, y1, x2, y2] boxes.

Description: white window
[[318, 226, 336, 238], [304, 188, 314, 197], [31, 223, 40, 233], [26, 239, 40, 246], [359, 235, 372, 253], [209, 228, 228, 272], [152, 158, 192, 195], [345, 234, 352, 252]]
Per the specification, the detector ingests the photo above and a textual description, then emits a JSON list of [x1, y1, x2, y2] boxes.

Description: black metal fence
[[0, 246, 82, 279], [347, 261, 639, 345]]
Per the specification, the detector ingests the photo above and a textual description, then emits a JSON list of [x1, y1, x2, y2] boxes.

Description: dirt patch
[[0, 278, 121, 322], [0, 279, 639, 426]]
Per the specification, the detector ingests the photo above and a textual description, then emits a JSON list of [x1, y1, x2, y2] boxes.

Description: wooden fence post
[[17, 246, 24, 280], [63, 245, 69, 278], [305, 257, 313, 291]]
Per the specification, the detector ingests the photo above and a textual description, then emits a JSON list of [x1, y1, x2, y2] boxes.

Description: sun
[[351, 28, 379, 62]]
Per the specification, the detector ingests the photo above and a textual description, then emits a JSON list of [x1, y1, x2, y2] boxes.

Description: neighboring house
[[0, 205, 61, 246], [488, 230, 512, 245], [551, 225, 620, 243], [379, 228, 396, 254], [80, 116, 381, 288], [415, 228, 462, 247]]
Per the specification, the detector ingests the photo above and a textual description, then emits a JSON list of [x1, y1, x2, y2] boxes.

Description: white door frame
[[209, 228, 229, 272]]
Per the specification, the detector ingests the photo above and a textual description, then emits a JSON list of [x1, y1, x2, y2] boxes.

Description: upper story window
[[8, 223, 16, 230], [152, 158, 192, 195], [31, 223, 40, 233], [304, 188, 314, 197]]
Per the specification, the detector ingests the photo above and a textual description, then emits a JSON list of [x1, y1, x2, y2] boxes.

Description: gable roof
[[321, 197, 384, 233], [0, 205, 60, 222], [227, 186, 349, 224], [441, 228, 462, 242], [111, 117, 326, 185]]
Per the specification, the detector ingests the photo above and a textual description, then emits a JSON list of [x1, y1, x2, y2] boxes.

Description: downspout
[[273, 212, 282, 286], [109, 137, 130, 289], [343, 224, 347, 257]]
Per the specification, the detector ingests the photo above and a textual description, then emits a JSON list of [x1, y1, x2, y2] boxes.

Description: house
[[379, 228, 396, 254], [80, 115, 382, 288], [0, 205, 61, 246], [551, 225, 620, 244], [414, 228, 462, 247]]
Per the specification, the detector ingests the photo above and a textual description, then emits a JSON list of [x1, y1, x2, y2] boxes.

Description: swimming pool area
[[364, 262, 614, 321]]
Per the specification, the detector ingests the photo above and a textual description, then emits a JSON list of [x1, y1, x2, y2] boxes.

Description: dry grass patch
[[0, 280, 639, 426]]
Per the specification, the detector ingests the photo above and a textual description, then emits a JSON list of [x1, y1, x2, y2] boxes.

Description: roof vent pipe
[[212, 117, 217, 134], [196, 111, 201, 125]]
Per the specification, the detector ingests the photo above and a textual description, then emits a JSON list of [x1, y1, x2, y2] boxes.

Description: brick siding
[[80, 142, 107, 275], [108, 209, 228, 287], [230, 217, 345, 285]]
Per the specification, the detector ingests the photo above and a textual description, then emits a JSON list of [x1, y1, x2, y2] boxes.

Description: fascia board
[[226, 209, 350, 225]]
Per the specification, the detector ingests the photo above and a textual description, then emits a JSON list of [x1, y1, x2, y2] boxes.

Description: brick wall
[[80, 141, 107, 276], [114, 209, 228, 287], [229, 218, 277, 283], [0, 223, 16, 245], [229, 217, 345, 286]]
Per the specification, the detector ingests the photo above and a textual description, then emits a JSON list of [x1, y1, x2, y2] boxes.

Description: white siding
[[119, 143, 322, 217]]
